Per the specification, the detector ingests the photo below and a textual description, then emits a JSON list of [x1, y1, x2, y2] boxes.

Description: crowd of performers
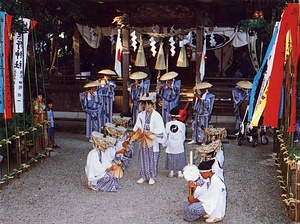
[[83, 70, 232, 222]]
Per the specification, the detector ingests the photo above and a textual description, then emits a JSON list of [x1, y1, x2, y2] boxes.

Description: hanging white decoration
[[109, 30, 115, 46], [182, 31, 196, 48], [150, 37, 157, 57], [130, 30, 138, 51], [169, 36, 176, 57], [209, 33, 217, 47]]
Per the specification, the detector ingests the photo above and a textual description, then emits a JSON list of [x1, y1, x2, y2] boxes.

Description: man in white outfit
[[183, 159, 226, 223]]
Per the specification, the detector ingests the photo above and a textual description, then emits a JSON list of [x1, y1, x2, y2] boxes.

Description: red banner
[[263, 3, 299, 129], [4, 14, 12, 119]]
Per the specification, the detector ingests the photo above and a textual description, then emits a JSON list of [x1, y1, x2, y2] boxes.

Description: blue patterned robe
[[191, 92, 215, 143], [79, 91, 102, 139], [97, 81, 116, 125], [127, 79, 150, 124], [158, 79, 181, 124]]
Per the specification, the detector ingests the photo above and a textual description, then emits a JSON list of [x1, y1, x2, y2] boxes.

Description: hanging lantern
[[176, 41, 189, 67], [134, 40, 147, 67], [155, 41, 166, 70]]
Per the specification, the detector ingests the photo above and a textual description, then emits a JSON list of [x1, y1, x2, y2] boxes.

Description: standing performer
[[132, 94, 166, 185], [97, 75, 117, 125], [79, 81, 102, 141], [183, 159, 227, 223], [85, 131, 122, 192], [232, 81, 252, 135], [188, 82, 215, 145], [127, 71, 150, 125], [158, 71, 181, 124], [164, 107, 186, 178]]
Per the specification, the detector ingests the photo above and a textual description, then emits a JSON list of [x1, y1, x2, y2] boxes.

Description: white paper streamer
[[169, 36, 176, 56], [150, 37, 157, 57], [130, 30, 137, 51]]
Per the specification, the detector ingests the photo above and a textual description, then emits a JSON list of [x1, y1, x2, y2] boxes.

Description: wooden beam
[[74, 26, 80, 75], [121, 27, 130, 116], [196, 26, 204, 83]]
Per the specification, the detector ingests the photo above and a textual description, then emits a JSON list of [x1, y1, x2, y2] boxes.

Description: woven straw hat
[[98, 69, 117, 76], [193, 82, 212, 90], [195, 139, 222, 154], [236, 80, 252, 89], [83, 80, 101, 88], [104, 123, 127, 137], [160, 71, 178, 81], [129, 71, 148, 80], [91, 131, 116, 151]]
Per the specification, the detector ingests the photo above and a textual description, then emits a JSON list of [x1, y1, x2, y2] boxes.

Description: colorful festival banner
[[12, 18, 31, 113], [249, 22, 280, 126], [4, 14, 13, 119], [263, 3, 299, 129], [247, 22, 279, 122], [0, 12, 6, 114]]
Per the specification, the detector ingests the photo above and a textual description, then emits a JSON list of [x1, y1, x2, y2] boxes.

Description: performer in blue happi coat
[[97, 75, 116, 125], [158, 71, 181, 124], [231, 81, 252, 135], [80, 81, 102, 141], [188, 82, 215, 145], [127, 71, 150, 125]]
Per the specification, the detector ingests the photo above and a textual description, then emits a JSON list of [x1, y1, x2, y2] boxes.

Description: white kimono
[[133, 109, 166, 152], [195, 174, 226, 220], [85, 148, 113, 185]]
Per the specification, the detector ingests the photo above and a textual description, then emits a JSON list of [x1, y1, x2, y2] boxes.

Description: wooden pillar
[[121, 27, 130, 116], [73, 26, 80, 75], [196, 26, 204, 84]]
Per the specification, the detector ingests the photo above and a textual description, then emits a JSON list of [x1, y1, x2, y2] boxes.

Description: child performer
[[164, 108, 187, 178]]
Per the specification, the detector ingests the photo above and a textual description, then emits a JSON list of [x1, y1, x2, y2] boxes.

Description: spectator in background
[[46, 99, 60, 149], [205, 50, 220, 76]]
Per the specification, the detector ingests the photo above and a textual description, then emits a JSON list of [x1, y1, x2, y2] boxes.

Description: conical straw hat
[[129, 71, 148, 80], [193, 82, 213, 90], [155, 42, 166, 70], [134, 41, 147, 67], [98, 69, 117, 76], [83, 80, 101, 88], [160, 71, 178, 81], [176, 45, 189, 67], [236, 80, 252, 89]]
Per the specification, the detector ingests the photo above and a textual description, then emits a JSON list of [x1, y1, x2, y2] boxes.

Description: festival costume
[[164, 119, 187, 172], [133, 109, 165, 181], [232, 88, 250, 131], [184, 174, 226, 222], [85, 148, 120, 192], [33, 99, 46, 125], [191, 91, 215, 143], [158, 79, 181, 124], [127, 78, 150, 124], [79, 91, 102, 139], [98, 80, 116, 125]]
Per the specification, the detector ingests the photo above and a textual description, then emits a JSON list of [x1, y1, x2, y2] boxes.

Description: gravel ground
[[0, 122, 296, 224]]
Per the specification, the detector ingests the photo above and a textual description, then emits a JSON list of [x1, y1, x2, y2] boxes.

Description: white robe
[[85, 148, 113, 185], [195, 174, 226, 220], [164, 120, 186, 154], [133, 109, 166, 152]]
